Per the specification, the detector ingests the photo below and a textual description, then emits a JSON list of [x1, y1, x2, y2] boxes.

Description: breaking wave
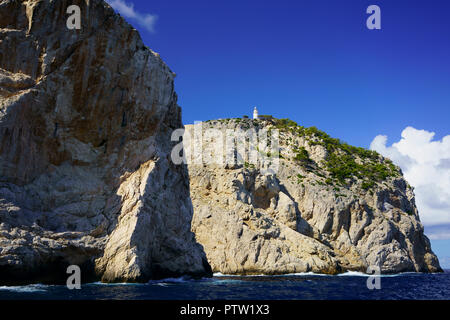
[[0, 284, 49, 293]]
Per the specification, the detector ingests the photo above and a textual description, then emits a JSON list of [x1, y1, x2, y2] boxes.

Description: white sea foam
[[88, 281, 143, 286], [213, 273, 242, 277], [148, 276, 197, 285], [214, 271, 419, 278], [0, 284, 48, 293], [213, 272, 329, 277], [89, 276, 212, 286], [336, 271, 370, 277], [337, 271, 419, 277], [286, 272, 330, 277], [152, 277, 190, 283]]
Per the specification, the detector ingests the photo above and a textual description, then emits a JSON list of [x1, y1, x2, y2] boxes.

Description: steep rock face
[[0, 0, 210, 284], [186, 118, 441, 274]]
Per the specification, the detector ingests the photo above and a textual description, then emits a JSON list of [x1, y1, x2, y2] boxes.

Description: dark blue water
[[1, 271, 449, 300]]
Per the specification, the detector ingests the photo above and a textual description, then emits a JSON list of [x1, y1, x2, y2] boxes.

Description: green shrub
[[293, 147, 310, 163], [361, 181, 375, 190], [275, 118, 299, 129], [240, 116, 400, 191], [244, 162, 255, 169]]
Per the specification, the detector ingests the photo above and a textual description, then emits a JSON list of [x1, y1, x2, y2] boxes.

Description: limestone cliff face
[[186, 118, 442, 275], [0, 0, 210, 284]]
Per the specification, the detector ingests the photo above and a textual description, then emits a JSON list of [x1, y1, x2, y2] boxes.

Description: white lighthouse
[[253, 106, 259, 119]]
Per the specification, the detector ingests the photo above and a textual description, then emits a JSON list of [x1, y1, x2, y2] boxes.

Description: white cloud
[[106, 0, 158, 33], [438, 256, 450, 269], [425, 224, 450, 240], [429, 232, 450, 241], [370, 127, 450, 236]]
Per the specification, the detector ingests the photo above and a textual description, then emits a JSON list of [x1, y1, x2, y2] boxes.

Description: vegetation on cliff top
[[206, 116, 402, 190], [272, 118, 400, 185]]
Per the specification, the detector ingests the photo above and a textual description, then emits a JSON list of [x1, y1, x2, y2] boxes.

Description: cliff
[[0, 0, 441, 285], [0, 0, 211, 284], [186, 117, 442, 274]]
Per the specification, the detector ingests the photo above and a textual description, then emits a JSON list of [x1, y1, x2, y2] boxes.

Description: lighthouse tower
[[253, 106, 259, 119]]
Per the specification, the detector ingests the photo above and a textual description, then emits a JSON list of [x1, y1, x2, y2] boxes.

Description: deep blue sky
[[127, 0, 450, 148], [109, 0, 450, 267]]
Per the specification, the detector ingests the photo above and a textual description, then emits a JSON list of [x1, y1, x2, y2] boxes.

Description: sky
[[105, 0, 450, 267]]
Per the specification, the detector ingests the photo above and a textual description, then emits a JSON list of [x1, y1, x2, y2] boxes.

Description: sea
[[1, 270, 449, 300]]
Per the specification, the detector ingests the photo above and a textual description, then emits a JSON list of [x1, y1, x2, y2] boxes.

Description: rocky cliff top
[[203, 116, 404, 192]]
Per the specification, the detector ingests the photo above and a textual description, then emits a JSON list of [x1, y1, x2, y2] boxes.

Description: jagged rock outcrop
[[186, 118, 442, 274], [0, 0, 211, 284]]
